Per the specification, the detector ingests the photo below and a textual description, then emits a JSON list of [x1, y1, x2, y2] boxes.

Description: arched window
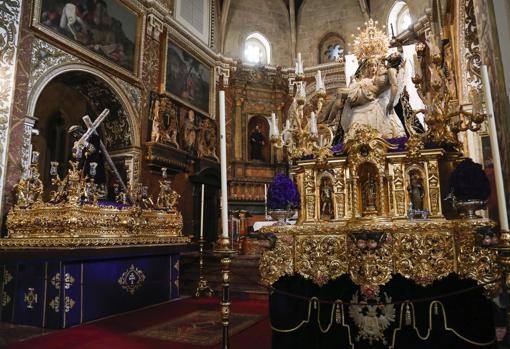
[[319, 33, 345, 64], [243, 33, 271, 65], [388, 1, 412, 37]]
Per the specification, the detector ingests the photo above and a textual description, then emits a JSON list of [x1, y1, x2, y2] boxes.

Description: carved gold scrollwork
[[260, 220, 501, 290], [304, 169, 316, 221], [295, 235, 348, 286], [427, 162, 441, 216], [259, 234, 294, 286], [394, 232, 455, 286], [332, 167, 346, 219], [349, 238, 393, 286]]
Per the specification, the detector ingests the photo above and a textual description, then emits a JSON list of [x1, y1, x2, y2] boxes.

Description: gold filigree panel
[[260, 220, 500, 289], [295, 235, 348, 286], [393, 232, 455, 286]]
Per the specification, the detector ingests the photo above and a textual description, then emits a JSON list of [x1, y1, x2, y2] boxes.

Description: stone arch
[[387, 1, 412, 36], [318, 32, 346, 63], [26, 63, 141, 192], [27, 63, 140, 148], [243, 32, 272, 65]]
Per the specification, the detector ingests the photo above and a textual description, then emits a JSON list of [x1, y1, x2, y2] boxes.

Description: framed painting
[[163, 40, 211, 116], [32, 0, 144, 79]]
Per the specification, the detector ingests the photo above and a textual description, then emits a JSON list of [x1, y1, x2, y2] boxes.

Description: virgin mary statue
[[340, 53, 406, 139]]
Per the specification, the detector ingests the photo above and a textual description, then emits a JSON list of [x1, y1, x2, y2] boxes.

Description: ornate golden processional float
[[260, 20, 504, 348], [2, 110, 188, 247], [0, 109, 189, 329]]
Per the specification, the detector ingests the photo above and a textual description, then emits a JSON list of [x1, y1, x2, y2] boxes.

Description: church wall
[[473, 0, 510, 223], [2, 1, 38, 223], [223, 0, 292, 66], [296, 0, 430, 66], [1, 1, 222, 238], [296, 0, 365, 66]]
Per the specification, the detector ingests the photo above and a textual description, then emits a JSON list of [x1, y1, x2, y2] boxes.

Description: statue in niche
[[362, 173, 378, 214], [408, 172, 425, 211], [151, 96, 178, 147], [250, 125, 265, 161], [181, 109, 197, 152], [151, 97, 162, 143], [197, 117, 218, 160], [320, 177, 334, 219]]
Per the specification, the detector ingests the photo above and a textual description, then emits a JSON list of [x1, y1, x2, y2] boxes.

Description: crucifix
[[72, 108, 130, 197]]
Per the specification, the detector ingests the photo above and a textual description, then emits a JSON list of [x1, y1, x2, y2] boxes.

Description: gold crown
[[351, 19, 389, 60]]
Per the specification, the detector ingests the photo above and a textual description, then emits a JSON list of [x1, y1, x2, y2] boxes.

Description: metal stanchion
[[195, 239, 213, 297], [215, 236, 236, 349]]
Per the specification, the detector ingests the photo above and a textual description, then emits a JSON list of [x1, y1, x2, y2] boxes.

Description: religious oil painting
[[32, 0, 143, 77], [165, 41, 211, 115]]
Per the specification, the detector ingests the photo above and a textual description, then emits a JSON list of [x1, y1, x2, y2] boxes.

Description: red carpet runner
[[3, 297, 270, 349]]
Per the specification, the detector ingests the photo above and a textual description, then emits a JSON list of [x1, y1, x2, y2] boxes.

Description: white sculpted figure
[[340, 53, 406, 139]]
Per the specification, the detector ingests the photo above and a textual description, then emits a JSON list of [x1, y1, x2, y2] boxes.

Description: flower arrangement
[[448, 158, 491, 201], [267, 173, 300, 210]]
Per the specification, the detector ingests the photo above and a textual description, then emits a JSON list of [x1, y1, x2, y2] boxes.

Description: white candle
[[481, 65, 509, 231], [297, 52, 303, 74], [200, 183, 205, 240], [316, 70, 322, 91], [264, 184, 268, 219], [286, 119, 291, 130], [310, 112, 318, 135], [219, 91, 229, 238], [295, 62, 299, 75], [271, 112, 279, 136]]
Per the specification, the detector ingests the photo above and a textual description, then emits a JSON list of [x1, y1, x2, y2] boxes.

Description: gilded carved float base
[[259, 219, 500, 292]]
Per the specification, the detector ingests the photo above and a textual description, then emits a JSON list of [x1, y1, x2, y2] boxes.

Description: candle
[[264, 184, 268, 220], [219, 91, 229, 239], [286, 119, 291, 130], [310, 112, 318, 135], [200, 183, 205, 240], [316, 70, 322, 91], [271, 112, 279, 136], [481, 65, 509, 231], [297, 52, 303, 74]]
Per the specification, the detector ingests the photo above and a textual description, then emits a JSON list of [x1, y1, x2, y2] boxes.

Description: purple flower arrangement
[[267, 173, 300, 209], [448, 158, 491, 201]]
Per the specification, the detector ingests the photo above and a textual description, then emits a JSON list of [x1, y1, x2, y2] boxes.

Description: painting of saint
[[248, 116, 270, 162], [38, 0, 139, 72], [166, 42, 210, 114]]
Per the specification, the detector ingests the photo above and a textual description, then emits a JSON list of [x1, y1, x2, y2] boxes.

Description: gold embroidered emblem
[[118, 264, 146, 295]]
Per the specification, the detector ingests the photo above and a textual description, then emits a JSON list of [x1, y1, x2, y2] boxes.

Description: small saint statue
[[363, 174, 377, 214], [320, 177, 334, 219], [181, 110, 197, 152], [250, 125, 265, 161], [408, 173, 424, 211]]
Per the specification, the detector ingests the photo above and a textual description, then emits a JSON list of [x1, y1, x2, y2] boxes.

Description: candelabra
[[409, 42, 487, 147], [270, 54, 333, 163]]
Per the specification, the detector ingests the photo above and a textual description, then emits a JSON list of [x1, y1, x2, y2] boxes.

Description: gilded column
[[234, 97, 243, 160], [378, 175, 386, 216], [332, 166, 346, 220], [276, 104, 284, 162], [0, 0, 23, 225], [427, 160, 442, 217]]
